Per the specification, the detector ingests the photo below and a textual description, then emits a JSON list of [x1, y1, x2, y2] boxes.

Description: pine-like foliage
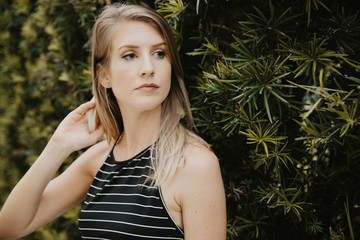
[[1, 0, 359, 239], [183, 0, 360, 239]]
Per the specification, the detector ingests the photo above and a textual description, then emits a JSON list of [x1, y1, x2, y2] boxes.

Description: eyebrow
[[117, 42, 167, 51]]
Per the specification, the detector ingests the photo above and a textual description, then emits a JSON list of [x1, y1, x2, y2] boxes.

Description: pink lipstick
[[135, 83, 159, 91]]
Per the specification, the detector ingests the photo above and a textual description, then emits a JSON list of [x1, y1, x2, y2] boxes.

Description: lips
[[135, 83, 159, 90]]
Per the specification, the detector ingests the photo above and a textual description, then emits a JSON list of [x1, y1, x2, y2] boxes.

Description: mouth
[[135, 83, 160, 91]]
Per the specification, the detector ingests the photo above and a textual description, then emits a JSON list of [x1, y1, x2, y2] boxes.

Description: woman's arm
[[177, 144, 227, 239], [0, 101, 104, 239]]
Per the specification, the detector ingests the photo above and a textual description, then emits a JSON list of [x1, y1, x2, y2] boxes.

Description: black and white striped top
[[78, 145, 184, 239]]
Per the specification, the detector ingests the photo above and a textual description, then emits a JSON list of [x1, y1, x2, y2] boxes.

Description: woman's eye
[[122, 53, 136, 60], [154, 50, 166, 59]]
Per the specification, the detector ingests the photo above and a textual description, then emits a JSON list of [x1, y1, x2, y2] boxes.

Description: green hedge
[[1, 0, 359, 239]]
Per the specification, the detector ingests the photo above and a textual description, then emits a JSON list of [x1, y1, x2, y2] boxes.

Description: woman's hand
[[50, 101, 104, 153], [0, 101, 105, 239]]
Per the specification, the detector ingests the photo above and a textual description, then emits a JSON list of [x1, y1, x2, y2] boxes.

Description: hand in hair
[[51, 101, 104, 153]]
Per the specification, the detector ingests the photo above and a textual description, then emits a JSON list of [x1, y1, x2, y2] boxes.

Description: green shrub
[[1, 0, 359, 239]]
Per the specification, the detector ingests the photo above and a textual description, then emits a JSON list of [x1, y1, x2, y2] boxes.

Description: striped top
[[78, 145, 184, 239]]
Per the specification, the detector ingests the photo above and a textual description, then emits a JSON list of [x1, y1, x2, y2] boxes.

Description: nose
[[139, 55, 155, 77]]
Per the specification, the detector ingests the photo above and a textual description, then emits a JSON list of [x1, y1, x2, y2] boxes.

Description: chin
[[134, 99, 164, 112]]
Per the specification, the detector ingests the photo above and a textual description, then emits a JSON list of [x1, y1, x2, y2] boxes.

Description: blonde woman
[[0, 3, 226, 239]]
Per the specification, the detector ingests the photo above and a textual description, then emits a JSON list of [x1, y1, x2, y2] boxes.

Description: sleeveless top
[[78, 145, 184, 239]]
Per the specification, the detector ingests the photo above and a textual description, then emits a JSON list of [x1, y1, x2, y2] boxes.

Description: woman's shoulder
[[172, 133, 224, 216], [184, 133, 217, 164], [179, 133, 220, 178], [86, 139, 113, 154], [76, 139, 113, 177]]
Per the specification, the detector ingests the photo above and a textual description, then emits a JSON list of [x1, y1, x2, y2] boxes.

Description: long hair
[[88, 3, 207, 186]]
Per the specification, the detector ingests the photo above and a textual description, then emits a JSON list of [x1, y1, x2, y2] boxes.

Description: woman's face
[[105, 20, 171, 115]]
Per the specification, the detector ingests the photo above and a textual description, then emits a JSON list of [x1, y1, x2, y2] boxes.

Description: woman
[[0, 3, 226, 239]]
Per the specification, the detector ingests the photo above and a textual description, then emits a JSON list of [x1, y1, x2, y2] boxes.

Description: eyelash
[[121, 50, 166, 60], [122, 53, 136, 60], [154, 50, 166, 58]]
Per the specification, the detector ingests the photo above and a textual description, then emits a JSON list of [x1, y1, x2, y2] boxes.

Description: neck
[[117, 106, 161, 160]]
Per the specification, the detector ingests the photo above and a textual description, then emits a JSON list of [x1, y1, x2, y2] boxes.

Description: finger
[[70, 101, 96, 120], [76, 101, 96, 114], [89, 124, 105, 141], [86, 108, 97, 132], [93, 124, 104, 136]]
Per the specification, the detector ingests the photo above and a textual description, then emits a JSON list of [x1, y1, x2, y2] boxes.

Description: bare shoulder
[[175, 134, 227, 239], [75, 139, 113, 177], [174, 134, 222, 190], [83, 139, 112, 156], [183, 135, 219, 172]]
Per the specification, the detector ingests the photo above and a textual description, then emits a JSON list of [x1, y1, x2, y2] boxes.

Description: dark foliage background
[[0, 0, 359, 239]]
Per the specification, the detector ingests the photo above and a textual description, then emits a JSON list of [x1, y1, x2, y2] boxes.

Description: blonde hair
[[88, 3, 208, 186]]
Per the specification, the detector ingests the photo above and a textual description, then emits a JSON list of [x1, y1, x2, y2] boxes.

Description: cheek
[[109, 64, 127, 80], [163, 67, 172, 95], [163, 61, 172, 82], [164, 81, 171, 98]]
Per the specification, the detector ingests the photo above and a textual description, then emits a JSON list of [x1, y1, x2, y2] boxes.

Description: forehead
[[111, 20, 166, 48]]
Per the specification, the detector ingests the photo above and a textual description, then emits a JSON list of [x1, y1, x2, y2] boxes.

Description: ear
[[96, 63, 112, 88]]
